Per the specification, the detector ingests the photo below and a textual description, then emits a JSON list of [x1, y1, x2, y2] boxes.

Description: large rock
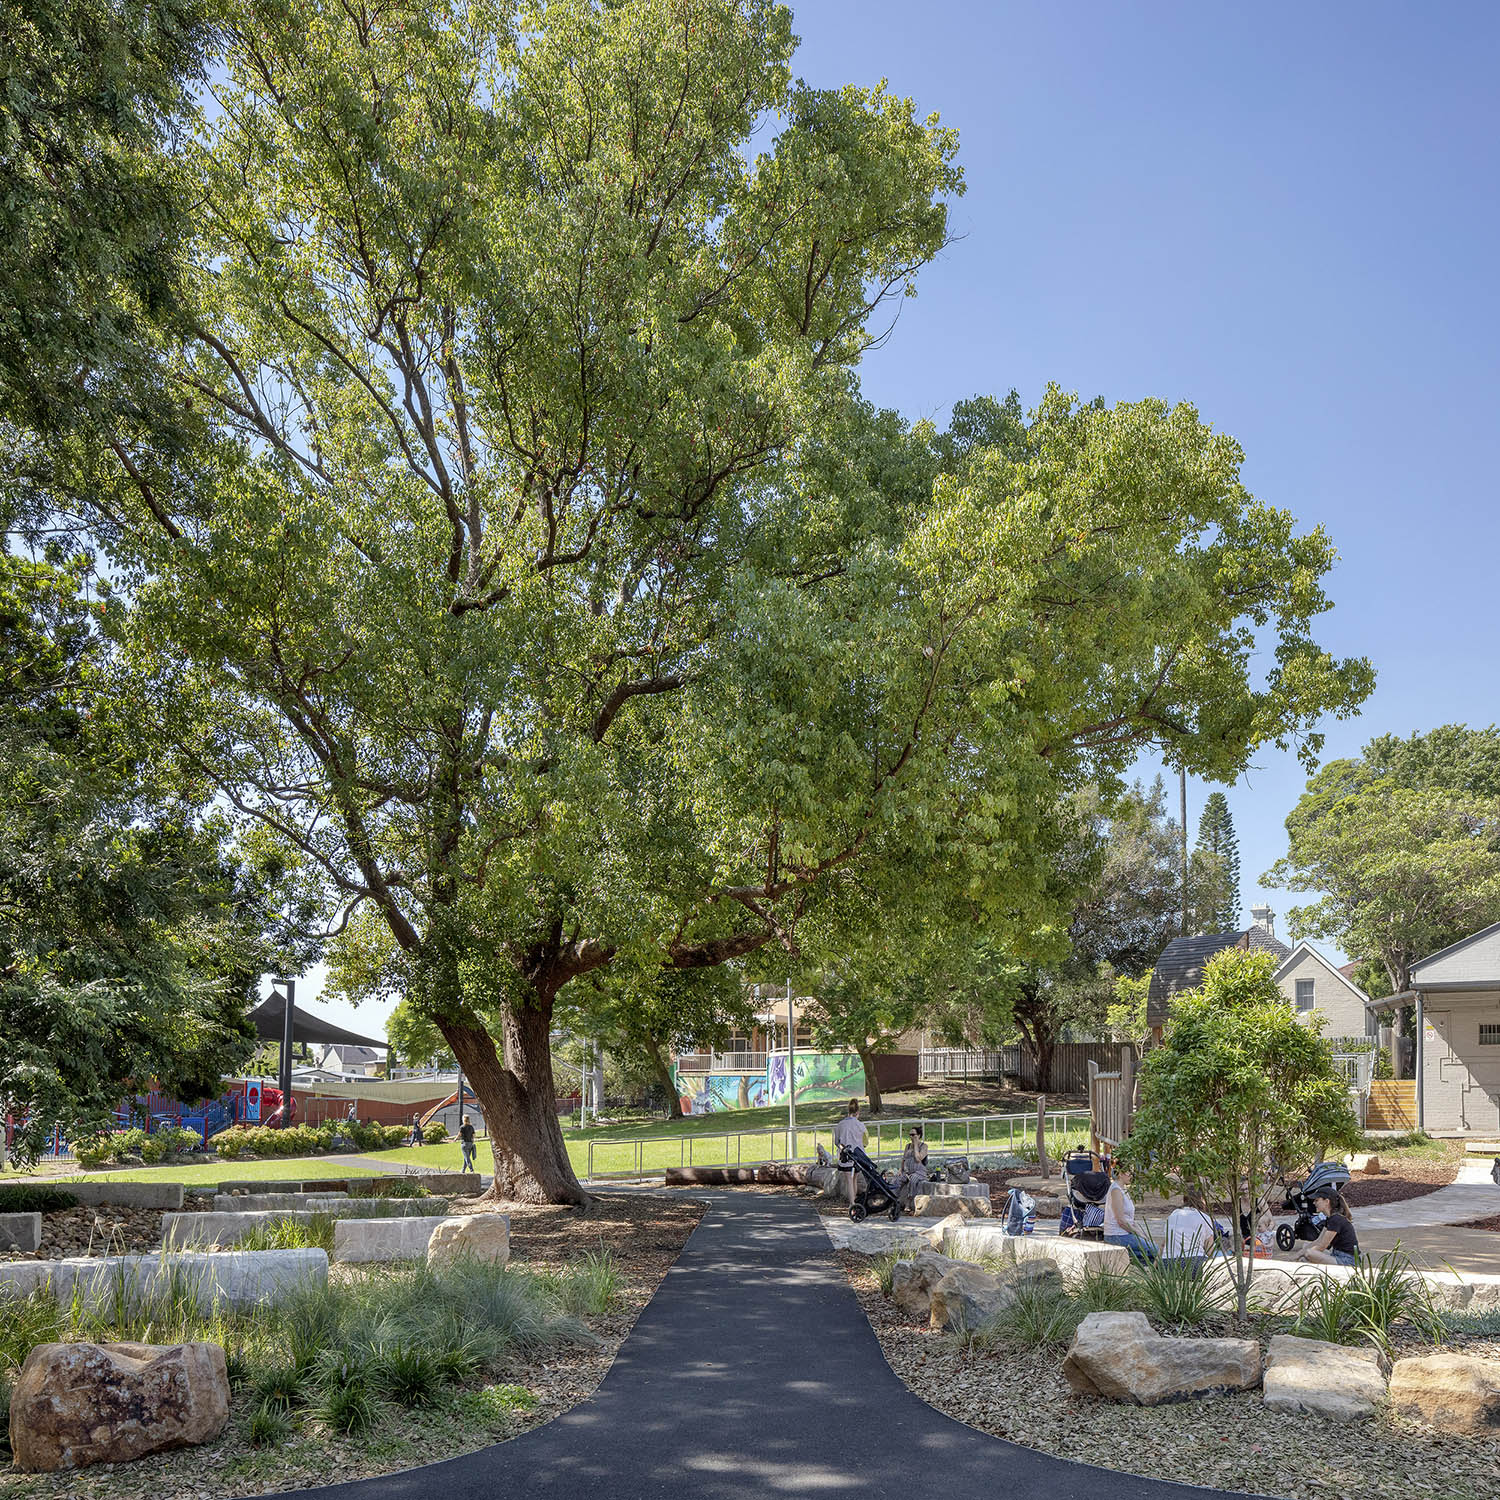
[[915, 1182, 990, 1199], [427, 1214, 510, 1268], [1262, 1335, 1386, 1420], [1349, 1153, 1382, 1175], [0, 1212, 41, 1253], [53, 1182, 185, 1211], [0, 1250, 325, 1312], [1063, 1311, 1261, 1405], [889, 1250, 962, 1320], [333, 1215, 454, 1263], [1390, 1353, 1500, 1434], [912, 1194, 992, 1219], [940, 1226, 1129, 1285], [8, 1340, 229, 1471], [929, 1263, 1009, 1332]]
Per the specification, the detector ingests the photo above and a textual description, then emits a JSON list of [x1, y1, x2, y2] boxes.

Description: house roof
[[1146, 925, 1293, 1024], [1274, 941, 1374, 1009], [1409, 920, 1500, 984]]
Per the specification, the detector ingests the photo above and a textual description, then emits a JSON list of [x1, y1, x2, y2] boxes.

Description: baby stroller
[[1271, 1159, 1352, 1252], [1061, 1150, 1112, 1241], [839, 1144, 904, 1222]]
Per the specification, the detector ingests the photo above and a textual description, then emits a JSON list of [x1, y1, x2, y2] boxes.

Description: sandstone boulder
[[1349, 1153, 1382, 1175], [1062, 1311, 1260, 1405], [8, 1341, 229, 1472], [912, 1194, 992, 1219], [426, 1213, 511, 1268], [1262, 1334, 1386, 1420], [889, 1250, 961, 1320], [929, 1263, 1010, 1332], [1390, 1352, 1500, 1434]]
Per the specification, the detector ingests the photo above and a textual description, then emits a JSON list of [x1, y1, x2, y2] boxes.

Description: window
[[1295, 979, 1315, 1012], [795, 1022, 814, 1048], [725, 1034, 752, 1054], [1480, 1025, 1500, 1046]]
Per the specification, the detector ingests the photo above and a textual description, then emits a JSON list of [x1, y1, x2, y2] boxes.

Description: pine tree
[[1195, 792, 1241, 931]]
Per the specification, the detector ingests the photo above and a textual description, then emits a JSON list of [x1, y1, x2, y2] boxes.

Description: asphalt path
[[262, 1191, 1250, 1500]]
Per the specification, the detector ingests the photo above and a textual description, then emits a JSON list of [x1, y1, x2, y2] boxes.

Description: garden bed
[[837, 1251, 1500, 1500], [0, 1193, 703, 1499]]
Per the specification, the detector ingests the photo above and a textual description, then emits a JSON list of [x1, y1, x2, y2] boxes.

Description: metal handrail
[[583, 1107, 1092, 1181]]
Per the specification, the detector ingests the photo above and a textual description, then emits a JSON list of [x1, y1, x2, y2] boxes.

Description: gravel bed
[[0, 1194, 703, 1500], [839, 1250, 1500, 1500]]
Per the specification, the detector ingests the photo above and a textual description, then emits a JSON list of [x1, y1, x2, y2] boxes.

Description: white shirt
[[1165, 1205, 1218, 1258], [832, 1115, 866, 1154], [1102, 1184, 1135, 1238]]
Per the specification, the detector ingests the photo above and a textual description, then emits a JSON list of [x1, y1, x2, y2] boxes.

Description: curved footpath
[[264, 1191, 1249, 1500]]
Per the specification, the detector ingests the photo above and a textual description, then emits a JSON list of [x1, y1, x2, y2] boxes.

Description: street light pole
[[786, 978, 796, 1160], [277, 978, 296, 1128]]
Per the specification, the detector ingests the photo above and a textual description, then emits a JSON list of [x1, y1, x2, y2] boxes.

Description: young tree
[[798, 965, 925, 1114], [63, 1, 1370, 1202], [1194, 791, 1240, 932], [1118, 949, 1360, 1319], [1266, 726, 1500, 993]]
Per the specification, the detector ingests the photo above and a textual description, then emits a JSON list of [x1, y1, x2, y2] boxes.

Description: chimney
[[1249, 904, 1275, 938]]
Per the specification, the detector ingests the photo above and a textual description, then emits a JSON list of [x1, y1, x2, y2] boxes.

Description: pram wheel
[[849, 1202, 868, 1222], [1276, 1223, 1295, 1253]]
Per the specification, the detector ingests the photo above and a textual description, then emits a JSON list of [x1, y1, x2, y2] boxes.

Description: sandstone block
[[0, 1212, 41, 1253], [1390, 1353, 1500, 1434], [1063, 1311, 1261, 1405], [426, 1214, 510, 1268], [929, 1263, 1009, 1331], [1263, 1335, 1386, 1420], [912, 1194, 992, 1219], [8, 1341, 228, 1471], [888, 1249, 961, 1320], [333, 1215, 453, 1263]]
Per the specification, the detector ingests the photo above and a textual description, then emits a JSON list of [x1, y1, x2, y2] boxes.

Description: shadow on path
[[263, 1192, 1251, 1500]]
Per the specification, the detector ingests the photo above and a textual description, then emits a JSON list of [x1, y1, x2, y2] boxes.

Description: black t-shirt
[[460, 1123, 475, 1145], [1322, 1213, 1358, 1257]]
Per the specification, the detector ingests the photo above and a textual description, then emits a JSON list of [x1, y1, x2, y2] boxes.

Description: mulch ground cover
[[0, 1193, 703, 1500], [838, 1250, 1500, 1500]]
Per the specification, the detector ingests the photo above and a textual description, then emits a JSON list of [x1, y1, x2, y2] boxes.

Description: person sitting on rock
[[897, 1125, 929, 1211], [1293, 1187, 1359, 1267], [1164, 1189, 1221, 1270], [1102, 1165, 1158, 1263]]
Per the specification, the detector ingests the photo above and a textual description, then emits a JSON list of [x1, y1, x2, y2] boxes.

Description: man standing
[[460, 1114, 477, 1172], [832, 1098, 867, 1207]]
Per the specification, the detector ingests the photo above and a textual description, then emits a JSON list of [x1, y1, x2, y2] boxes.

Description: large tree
[[1266, 726, 1500, 993], [1193, 790, 1240, 933], [57, 0, 1370, 1203]]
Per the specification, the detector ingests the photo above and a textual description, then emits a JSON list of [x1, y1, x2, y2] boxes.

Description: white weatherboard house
[[1370, 922, 1500, 1135], [1273, 941, 1376, 1041]]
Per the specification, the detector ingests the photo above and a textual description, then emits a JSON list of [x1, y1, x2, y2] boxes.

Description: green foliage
[[547, 1250, 623, 1317], [386, 1000, 456, 1072], [450, 1382, 537, 1434], [245, 1399, 293, 1448], [967, 1283, 1083, 1353], [1129, 1252, 1214, 1329], [237, 1214, 336, 1255], [374, 1346, 446, 1409], [315, 1378, 379, 1436], [1118, 948, 1361, 1318], [871, 1248, 919, 1297], [1293, 1249, 1445, 1353], [251, 1360, 311, 1413], [1195, 791, 1241, 932], [0, 1184, 77, 1213], [1266, 725, 1500, 992], [423, 1123, 449, 1145]]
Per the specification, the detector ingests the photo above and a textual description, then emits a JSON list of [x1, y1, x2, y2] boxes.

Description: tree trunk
[[644, 1037, 685, 1120], [856, 1044, 883, 1113], [438, 998, 588, 1206], [1033, 1033, 1056, 1094]]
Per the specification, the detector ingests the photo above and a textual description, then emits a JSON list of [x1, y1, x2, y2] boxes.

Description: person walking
[[407, 1111, 424, 1147], [831, 1098, 867, 1207], [460, 1114, 477, 1172]]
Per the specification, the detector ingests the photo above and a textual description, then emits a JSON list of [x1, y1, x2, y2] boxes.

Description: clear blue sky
[[305, 2, 1499, 1035]]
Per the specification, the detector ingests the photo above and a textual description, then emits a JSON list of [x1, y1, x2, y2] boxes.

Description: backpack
[[1004, 1186, 1036, 1236]]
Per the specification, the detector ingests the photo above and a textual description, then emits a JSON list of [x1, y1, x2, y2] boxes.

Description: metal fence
[[674, 1052, 771, 1074], [583, 1107, 1092, 1181]]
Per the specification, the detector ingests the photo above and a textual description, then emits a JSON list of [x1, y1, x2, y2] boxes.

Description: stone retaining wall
[[0, 1249, 326, 1312], [333, 1215, 455, 1263], [51, 1182, 186, 1211], [0, 1212, 42, 1253]]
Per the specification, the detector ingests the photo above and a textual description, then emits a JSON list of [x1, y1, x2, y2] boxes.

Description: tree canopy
[[1194, 790, 1240, 932], [1266, 725, 1500, 993], [25, 0, 1374, 1201]]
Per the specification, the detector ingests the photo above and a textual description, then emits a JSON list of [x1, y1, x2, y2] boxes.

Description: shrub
[[871, 1248, 919, 1298], [359, 1177, 429, 1200], [1073, 1268, 1139, 1315], [553, 1250, 621, 1317], [374, 1345, 445, 1407], [967, 1284, 1082, 1353], [423, 1122, 449, 1144], [140, 1132, 170, 1164], [73, 1136, 115, 1170], [252, 1361, 312, 1412], [246, 1399, 292, 1448], [316, 1380, 379, 1436], [1294, 1248, 1445, 1352], [382, 1124, 411, 1148], [238, 1214, 336, 1255], [1129, 1254, 1215, 1329], [0, 1185, 78, 1214]]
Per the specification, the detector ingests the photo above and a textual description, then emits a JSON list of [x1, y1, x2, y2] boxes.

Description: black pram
[[1061, 1150, 1112, 1241], [839, 1144, 904, 1222]]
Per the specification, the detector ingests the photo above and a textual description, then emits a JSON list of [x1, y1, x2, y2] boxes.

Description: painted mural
[[674, 1051, 868, 1115]]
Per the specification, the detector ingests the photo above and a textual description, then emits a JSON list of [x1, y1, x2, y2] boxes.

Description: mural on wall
[[675, 1052, 869, 1115]]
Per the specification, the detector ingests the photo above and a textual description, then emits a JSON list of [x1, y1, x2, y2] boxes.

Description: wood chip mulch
[[838, 1250, 1500, 1500], [0, 1193, 703, 1500]]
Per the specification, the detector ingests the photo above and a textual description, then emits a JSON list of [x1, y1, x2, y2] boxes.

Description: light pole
[[786, 978, 796, 1160], [274, 977, 296, 1128]]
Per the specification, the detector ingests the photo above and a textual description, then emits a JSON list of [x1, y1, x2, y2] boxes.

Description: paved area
[[263, 1191, 1248, 1500]]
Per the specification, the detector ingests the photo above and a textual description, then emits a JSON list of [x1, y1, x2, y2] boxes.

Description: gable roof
[[1147, 925, 1294, 1024], [1409, 920, 1500, 987], [1274, 941, 1374, 1009]]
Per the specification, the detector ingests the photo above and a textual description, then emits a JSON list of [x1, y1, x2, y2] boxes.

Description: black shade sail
[[247, 991, 388, 1051]]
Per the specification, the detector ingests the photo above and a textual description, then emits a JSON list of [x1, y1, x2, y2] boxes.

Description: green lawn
[[3, 1082, 1087, 1186]]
